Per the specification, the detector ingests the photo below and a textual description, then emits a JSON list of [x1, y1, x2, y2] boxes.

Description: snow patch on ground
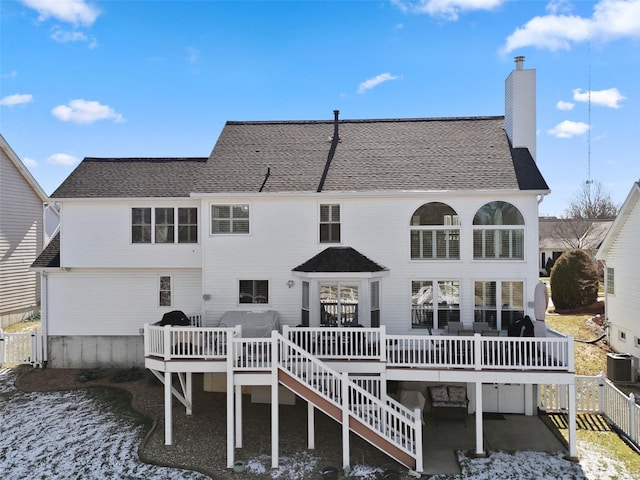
[[1, 367, 636, 479]]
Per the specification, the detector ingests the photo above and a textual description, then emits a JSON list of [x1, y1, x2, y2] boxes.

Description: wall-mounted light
[[203, 293, 211, 301], [287, 280, 295, 289]]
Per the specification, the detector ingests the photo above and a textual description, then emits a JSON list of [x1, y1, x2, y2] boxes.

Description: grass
[[545, 313, 612, 376], [545, 310, 640, 475]]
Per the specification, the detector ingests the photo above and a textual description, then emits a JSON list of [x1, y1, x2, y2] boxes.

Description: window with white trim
[[320, 204, 340, 243], [410, 202, 460, 259], [212, 205, 249, 234], [132, 207, 197, 244], [606, 267, 615, 294], [239, 280, 268, 304], [473, 201, 524, 260], [371, 281, 380, 328], [619, 330, 626, 342], [411, 280, 459, 330], [159, 275, 172, 306], [474, 280, 524, 330]]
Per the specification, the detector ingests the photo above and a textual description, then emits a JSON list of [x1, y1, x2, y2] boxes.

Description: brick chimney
[[505, 56, 536, 161]]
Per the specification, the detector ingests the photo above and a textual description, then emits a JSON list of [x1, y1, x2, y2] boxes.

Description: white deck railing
[[143, 324, 241, 360], [146, 324, 573, 373], [539, 373, 640, 450], [276, 333, 422, 469]]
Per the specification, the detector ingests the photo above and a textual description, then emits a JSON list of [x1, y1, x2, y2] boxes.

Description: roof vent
[[514, 55, 525, 70]]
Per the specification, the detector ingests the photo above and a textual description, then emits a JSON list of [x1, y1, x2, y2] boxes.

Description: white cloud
[[51, 99, 124, 124], [572, 87, 626, 108], [186, 47, 200, 64], [51, 26, 96, 47], [547, 120, 590, 138], [0, 93, 34, 106], [392, 0, 504, 20], [23, 157, 39, 168], [556, 100, 575, 110], [357, 73, 400, 94], [2, 70, 17, 79], [502, 0, 640, 53], [47, 153, 79, 166], [21, 0, 100, 26]]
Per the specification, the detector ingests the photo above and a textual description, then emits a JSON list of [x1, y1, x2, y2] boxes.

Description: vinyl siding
[[60, 201, 201, 268], [46, 269, 202, 335], [0, 148, 43, 314], [603, 198, 640, 355], [202, 193, 542, 333]]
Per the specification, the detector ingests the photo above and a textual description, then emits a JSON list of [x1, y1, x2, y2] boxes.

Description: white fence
[[540, 373, 640, 449], [0, 328, 44, 367]]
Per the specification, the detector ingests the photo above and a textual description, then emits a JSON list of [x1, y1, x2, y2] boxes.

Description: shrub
[[550, 249, 599, 310]]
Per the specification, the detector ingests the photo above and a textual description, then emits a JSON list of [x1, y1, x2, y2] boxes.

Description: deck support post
[[164, 371, 172, 445], [307, 402, 315, 449], [235, 384, 242, 448], [271, 332, 279, 469], [186, 372, 192, 416], [567, 382, 578, 459], [341, 372, 350, 471], [474, 381, 485, 457], [226, 344, 235, 468]]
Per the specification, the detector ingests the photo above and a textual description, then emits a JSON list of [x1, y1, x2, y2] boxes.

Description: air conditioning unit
[[606, 353, 635, 382]]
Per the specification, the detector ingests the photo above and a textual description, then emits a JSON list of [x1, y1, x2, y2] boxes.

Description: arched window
[[410, 202, 460, 260], [473, 201, 524, 259]]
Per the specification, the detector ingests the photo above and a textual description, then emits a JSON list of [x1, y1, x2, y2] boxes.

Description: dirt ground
[[15, 367, 409, 479]]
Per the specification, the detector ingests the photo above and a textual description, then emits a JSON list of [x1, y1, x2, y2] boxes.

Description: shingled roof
[[31, 233, 60, 269], [51, 115, 549, 198], [293, 247, 388, 273]]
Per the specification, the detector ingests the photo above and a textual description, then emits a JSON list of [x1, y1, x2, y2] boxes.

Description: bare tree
[[564, 180, 619, 220]]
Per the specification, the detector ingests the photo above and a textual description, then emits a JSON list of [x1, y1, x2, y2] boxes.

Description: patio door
[[320, 283, 358, 326]]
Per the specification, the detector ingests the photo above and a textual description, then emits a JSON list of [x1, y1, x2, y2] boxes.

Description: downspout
[[41, 271, 49, 366], [317, 110, 340, 193]]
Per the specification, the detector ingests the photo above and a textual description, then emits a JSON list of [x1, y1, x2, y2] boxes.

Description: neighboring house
[[596, 181, 640, 370], [32, 57, 578, 471], [0, 134, 49, 328], [539, 216, 613, 276]]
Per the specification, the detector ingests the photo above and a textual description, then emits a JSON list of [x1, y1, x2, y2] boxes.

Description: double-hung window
[[239, 280, 268, 304], [132, 207, 197, 244], [212, 205, 250, 234], [159, 275, 172, 306], [473, 201, 524, 260], [410, 202, 460, 259], [606, 267, 615, 294], [320, 204, 340, 243]]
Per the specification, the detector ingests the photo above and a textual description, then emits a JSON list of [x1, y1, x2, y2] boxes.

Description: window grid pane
[[411, 229, 460, 259], [178, 207, 198, 243], [155, 208, 175, 243], [239, 280, 268, 304], [159, 276, 171, 306], [212, 205, 249, 234], [132, 208, 152, 243], [606, 268, 615, 294], [320, 204, 340, 243]]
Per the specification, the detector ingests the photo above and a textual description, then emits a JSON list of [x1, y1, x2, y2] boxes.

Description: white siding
[[0, 147, 43, 317], [202, 193, 542, 333], [603, 199, 640, 355], [47, 269, 202, 335], [60, 201, 201, 268]]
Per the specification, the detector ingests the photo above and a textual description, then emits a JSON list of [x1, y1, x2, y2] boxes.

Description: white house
[[596, 181, 640, 371], [0, 134, 49, 328], [33, 57, 578, 472]]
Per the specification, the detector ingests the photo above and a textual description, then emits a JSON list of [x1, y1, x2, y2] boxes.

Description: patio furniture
[[473, 321, 490, 333], [447, 322, 463, 334], [428, 384, 468, 426]]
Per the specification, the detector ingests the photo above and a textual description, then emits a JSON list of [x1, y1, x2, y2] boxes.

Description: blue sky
[[1, 0, 639, 216]]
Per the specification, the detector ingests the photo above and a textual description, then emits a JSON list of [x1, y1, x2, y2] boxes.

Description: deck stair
[[274, 333, 423, 472]]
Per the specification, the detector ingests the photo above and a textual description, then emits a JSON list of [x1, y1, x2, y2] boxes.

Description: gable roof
[[596, 182, 640, 260], [51, 115, 549, 199], [539, 217, 613, 251], [1, 134, 47, 201], [293, 247, 388, 273], [31, 232, 60, 269]]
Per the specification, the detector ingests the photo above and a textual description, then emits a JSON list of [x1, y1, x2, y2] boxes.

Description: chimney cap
[[514, 56, 525, 70]]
